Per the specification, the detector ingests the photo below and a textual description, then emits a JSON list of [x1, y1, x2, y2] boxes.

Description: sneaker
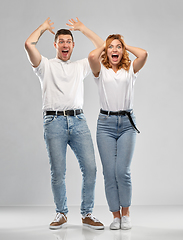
[[82, 213, 104, 230], [110, 217, 121, 230], [121, 216, 132, 230], [49, 212, 67, 230]]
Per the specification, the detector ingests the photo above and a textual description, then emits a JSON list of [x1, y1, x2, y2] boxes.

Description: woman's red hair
[[101, 34, 131, 71]]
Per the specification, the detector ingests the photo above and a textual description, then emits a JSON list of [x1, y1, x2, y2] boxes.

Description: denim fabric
[[43, 113, 96, 215], [97, 111, 136, 212]]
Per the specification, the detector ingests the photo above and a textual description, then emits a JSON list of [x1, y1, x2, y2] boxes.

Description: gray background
[[0, 0, 182, 207]]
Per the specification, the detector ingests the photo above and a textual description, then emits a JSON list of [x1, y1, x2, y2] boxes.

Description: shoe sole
[[121, 226, 132, 230], [110, 227, 120, 230], [83, 223, 104, 230], [49, 222, 67, 230]]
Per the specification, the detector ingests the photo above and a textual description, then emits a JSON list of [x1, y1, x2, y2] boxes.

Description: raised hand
[[43, 17, 55, 35], [66, 17, 84, 32]]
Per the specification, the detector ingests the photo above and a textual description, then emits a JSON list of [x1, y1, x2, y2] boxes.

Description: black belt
[[100, 109, 140, 133], [44, 109, 83, 117]]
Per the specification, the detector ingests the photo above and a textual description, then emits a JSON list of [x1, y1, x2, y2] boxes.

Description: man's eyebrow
[[58, 38, 72, 41]]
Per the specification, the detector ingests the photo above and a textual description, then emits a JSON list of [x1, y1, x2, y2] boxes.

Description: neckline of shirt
[[55, 58, 71, 64]]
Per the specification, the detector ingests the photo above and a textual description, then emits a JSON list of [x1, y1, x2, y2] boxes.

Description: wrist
[[41, 22, 48, 32], [79, 24, 86, 33]]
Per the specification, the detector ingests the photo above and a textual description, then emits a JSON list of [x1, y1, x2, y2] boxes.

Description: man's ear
[[73, 42, 75, 48], [54, 42, 57, 49]]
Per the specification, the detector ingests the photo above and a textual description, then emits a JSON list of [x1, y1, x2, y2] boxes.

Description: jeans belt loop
[[63, 110, 66, 117], [74, 109, 76, 116], [56, 111, 58, 118]]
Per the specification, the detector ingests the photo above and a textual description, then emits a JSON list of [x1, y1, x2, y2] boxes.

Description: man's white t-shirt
[[33, 56, 91, 111], [94, 62, 139, 111]]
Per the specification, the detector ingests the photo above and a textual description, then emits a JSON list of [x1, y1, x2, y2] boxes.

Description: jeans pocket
[[76, 114, 86, 121], [98, 113, 109, 121], [43, 115, 55, 125]]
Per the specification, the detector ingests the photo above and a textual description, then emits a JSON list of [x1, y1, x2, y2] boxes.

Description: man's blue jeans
[[43, 113, 96, 215], [96, 111, 137, 212]]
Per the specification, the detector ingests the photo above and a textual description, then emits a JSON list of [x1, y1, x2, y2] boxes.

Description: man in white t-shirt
[[25, 17, 104, 230]]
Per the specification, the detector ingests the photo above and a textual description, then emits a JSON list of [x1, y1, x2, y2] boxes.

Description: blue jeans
[[43, 113, 96, 215], [97, 111, 136, 212]]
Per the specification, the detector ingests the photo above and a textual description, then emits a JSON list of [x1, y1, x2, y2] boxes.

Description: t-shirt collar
[[55, 57, 71, 64]]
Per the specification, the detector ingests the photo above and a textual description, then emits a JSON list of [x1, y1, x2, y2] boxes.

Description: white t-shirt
[[33, 56, 91, 111], [94, 62, 139, 111]]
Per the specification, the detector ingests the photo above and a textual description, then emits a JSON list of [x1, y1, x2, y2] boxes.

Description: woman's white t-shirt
[[94, 61, 139, 111]]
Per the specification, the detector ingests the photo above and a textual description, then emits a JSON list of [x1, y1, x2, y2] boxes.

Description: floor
[[0, 206, 183, 240]]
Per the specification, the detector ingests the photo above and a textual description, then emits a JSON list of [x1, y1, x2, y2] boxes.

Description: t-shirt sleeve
[[130, 60, 139, 78], [80, 58, 91, 79], [32, 56, 48, 81], [92, 63, 103, 83]]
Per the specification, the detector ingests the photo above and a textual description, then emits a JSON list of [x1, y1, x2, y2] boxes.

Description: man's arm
[[24, 17, 55, 67], [66, 18, 104, 48]]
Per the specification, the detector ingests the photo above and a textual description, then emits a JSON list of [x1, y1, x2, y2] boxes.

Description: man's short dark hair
[[54, 29, 74, 42]]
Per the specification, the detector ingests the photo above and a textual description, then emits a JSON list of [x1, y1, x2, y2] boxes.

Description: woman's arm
[[88, 42, 105, 77], [125, 44, 148, 73]]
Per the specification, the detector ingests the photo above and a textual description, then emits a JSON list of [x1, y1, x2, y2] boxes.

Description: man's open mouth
[[62, 50, 69, 55]]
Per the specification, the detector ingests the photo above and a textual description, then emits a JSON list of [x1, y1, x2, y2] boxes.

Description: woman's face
[[107, 39, 123, 67]]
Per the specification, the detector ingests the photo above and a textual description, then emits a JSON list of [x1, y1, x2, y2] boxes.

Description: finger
[[50, 29, 55, 34], [76, 17, 80, 22], [68, 20, 73, 25], [66, 23, 73, 27], [71, 18, 76, 23], [68, 19, 75, 24]]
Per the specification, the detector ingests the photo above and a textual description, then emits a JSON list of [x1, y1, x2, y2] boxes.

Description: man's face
[[54, 34, 75, 61]]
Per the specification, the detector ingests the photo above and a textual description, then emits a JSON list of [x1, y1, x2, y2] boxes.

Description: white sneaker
[[110, 217, 121, 230], [121, 216, 132, 230]]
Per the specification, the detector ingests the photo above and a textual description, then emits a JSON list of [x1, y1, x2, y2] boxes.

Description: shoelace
[[53, 212, 66, 222], [122, 216, 130, 223], [113, 217, 120, 223], [84, 213, 100, 222]]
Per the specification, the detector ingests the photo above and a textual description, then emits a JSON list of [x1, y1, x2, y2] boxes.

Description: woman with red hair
[[88, 34, 148, 230]]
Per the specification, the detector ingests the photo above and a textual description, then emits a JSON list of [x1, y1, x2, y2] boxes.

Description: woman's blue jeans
[[43, 113, 96, 216], [97, 111, 136, 212]]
